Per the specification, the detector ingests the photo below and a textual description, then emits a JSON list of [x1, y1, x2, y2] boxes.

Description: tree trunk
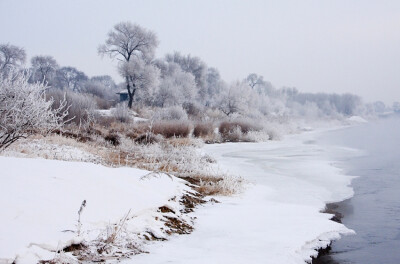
[[129, 86, 136, 108], [126, 76, 133, 109], [126, 76, 137, 109], [128, 93, 133, 108]]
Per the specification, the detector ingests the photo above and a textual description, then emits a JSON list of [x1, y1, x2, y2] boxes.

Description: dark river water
[[315, 115, 400, 264]]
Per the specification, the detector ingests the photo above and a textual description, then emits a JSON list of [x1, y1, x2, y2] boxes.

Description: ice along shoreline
[[127, 126, 358, 264], [203, 129, 358, 263]]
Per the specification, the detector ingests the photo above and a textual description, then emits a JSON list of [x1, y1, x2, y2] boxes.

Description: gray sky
[[1, 0, 399, 104]]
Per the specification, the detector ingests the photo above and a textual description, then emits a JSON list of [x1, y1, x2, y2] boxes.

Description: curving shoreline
[[312, 201, 348, 264]]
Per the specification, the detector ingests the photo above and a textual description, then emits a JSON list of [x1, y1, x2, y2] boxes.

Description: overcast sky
[[1, 0, 399, 103]]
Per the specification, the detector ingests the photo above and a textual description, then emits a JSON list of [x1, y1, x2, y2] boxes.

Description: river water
[[316, 115, 400, 264]]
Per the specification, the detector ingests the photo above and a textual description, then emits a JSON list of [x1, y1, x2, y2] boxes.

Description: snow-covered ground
[[1, 123, 362, 264], [0, 157, 193, 264], [124, 128, 359, 264]]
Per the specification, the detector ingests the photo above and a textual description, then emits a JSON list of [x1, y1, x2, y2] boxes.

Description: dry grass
[[134, 133, 162, 145], [151, 121, 191, 138], [4, 121, 243, 197], [167, 137, 203, 148], [96, 115, 117, 128], [193, 122, 214, 138], [219, 120, 262, 135]]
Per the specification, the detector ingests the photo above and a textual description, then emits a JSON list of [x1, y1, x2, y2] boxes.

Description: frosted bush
[[153, 105, 188, 121], [225, 126, 243, 142], [204, 108, 226, 121], [48, 89, 97, 128], [115, 139, 243, 196], [0, 71, 67, 150], [112, 103, 132, 123]]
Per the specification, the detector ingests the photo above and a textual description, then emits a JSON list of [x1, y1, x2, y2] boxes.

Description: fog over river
[[316, 115, 400, 264]]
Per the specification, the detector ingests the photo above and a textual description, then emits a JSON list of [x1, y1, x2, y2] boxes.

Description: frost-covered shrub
[[263, 126, 282, 140], [204, 108, 226, 121], [219, 119, 262, 135], [218, 119, 264, 142], [0, 71, 67, 150], [48, 89, 97, 128], [153, 105, 188, 121], [116, 140, 242, 195], [112, 103, 131, 123], [223, 126, 243, 142], [193, 122, 215, 138], [151, 120, 191, 138]]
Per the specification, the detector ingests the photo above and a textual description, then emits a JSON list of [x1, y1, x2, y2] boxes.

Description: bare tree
[[30, 55, 59, 84], [55, 66, 88, 91], [98, 21, 158, 108], [0, 43, 26, 75], [0, 71, 68, 150]]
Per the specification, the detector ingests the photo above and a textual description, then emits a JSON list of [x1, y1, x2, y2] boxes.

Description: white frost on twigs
[[0, 71, 68, 150]]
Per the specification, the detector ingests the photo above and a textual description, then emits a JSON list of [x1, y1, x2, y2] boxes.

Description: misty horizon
[[1, 0, 399, 104]]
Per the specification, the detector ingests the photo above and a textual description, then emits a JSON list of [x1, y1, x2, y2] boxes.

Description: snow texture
[[125, 128, 357, 264], [0, 157, 191, 263]]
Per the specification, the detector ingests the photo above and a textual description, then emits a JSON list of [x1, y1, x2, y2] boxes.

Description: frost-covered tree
[[155, 67, 196, 107], [0, 43, 26, 75], [165, 52, 207, 91], [280, 87, 299, 98], [335, 93, 362, 116], [245, 73, 275, 97], [84, 80, 116, 100], [246, 73, 265, 89], [90, 75, 117, 90], [30, 55, 59, 84], [218, 82, 252, 116], [289, 92, 361, 117], [99, 21, 158, 108], [118, 58, 160, 106], [0, 71, 67, 150], [204, 67, 224, 106], [55, 66, 88, 91]]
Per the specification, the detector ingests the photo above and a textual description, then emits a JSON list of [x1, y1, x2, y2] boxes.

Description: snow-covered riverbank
[[0, 157, 194, 263], [126, 129, 359, 264], [1, 126, 361, 264]]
